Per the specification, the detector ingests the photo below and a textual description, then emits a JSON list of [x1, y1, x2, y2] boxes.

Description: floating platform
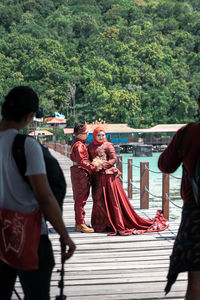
[[114, 143, 153, 157]]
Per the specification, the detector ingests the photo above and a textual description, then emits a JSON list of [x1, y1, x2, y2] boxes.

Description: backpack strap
[[12, 134, 29, 183]]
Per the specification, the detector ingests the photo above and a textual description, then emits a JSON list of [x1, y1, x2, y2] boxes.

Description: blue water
[[120, 153, 182, 222]]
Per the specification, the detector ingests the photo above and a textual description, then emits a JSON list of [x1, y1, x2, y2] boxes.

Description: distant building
[[63, 123, 185, 145]]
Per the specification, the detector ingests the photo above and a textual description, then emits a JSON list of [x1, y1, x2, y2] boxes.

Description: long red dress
[[88, 140, 169, 236]]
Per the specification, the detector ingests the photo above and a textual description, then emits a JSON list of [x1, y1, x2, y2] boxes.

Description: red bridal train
[[88, 127, 169, 236]]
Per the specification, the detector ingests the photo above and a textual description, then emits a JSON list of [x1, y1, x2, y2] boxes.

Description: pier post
[[57, 143, 60, 154], [65, 144, 68, 156], [66, 145, 71, 158], [116, 156, 122, 178], [61, 144, 65, 155], [162, 173, 169, 220], [128, 159, 132, 199], [140, 162, 149, 209]]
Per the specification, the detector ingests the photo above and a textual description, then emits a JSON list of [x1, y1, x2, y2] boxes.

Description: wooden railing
[[44, 141, 71, 157], [116, 158, 170, 220]]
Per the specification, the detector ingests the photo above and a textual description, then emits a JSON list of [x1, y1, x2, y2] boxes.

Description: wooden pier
[[13, 150, 187, 300]]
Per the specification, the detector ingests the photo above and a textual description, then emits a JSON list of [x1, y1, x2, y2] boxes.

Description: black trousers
[[0, 235, 55, 300]]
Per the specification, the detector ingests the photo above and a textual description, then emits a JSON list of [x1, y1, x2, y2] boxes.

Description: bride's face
[[96, 131, 105, 143]]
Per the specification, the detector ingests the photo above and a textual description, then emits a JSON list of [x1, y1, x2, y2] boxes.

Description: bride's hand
[[92, 157, 102, 167], [96, 166, 102, 172]]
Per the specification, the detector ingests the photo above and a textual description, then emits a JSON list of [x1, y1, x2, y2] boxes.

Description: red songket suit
[[88, 127, 169, 236], [70, 138, 96, 225]]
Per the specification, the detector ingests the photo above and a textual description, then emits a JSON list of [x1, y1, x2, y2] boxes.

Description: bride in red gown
[[88, 126, 169, 236]]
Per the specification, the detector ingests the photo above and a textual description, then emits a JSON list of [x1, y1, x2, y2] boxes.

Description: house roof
[[63, 123, 186, 134], [63, 123, 140, 134], [29, 130, 53, 136], [139, 124, 186, 133], [45, 117, 66, 124], [88, 123, 136, 133]]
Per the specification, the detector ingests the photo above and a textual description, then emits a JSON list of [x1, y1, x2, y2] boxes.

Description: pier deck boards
[[12, 150, 186, 300]]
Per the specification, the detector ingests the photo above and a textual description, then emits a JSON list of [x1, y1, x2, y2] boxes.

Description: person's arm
[[25, 137, 75, 259], [29, 173, 76, 259], [102, 143, 117, 169], [74, 142, 98, 173], [158, 129, 183, 174]]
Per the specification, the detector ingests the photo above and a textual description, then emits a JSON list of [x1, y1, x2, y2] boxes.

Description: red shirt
[[158, 123, 200, 204], [70, 138, 96, 174]]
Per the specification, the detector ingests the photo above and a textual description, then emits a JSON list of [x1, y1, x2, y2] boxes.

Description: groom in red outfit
[[70, 122, 99, 233]]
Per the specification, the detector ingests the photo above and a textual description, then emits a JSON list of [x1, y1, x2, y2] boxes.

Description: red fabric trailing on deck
[[88, 139, 169, 236]]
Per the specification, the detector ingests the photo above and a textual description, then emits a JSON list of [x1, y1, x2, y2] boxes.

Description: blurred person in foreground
[[0, 86, 75, 300], [158, 99, 200, 300]]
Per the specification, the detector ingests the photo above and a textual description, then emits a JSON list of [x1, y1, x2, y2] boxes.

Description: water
[[120, 153, 182, 222]]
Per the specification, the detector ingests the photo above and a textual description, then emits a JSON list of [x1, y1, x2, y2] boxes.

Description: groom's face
[[78, 128, 89, 141]]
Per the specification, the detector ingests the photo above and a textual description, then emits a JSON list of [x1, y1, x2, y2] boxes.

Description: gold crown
[[89, 119, 108, 132]]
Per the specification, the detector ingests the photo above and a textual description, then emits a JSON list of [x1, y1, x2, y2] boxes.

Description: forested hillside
[[0, 0, 200, 127]]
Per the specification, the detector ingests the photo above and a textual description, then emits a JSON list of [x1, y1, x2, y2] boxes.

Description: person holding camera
[[0, 86, 75, 300]]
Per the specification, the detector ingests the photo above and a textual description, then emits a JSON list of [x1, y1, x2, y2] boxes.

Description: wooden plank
[[12, 150, 186, 300], [49, 281, 186, 297]]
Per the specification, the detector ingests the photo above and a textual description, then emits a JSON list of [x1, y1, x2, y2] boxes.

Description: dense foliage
[[0, 0, 200, 127]]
